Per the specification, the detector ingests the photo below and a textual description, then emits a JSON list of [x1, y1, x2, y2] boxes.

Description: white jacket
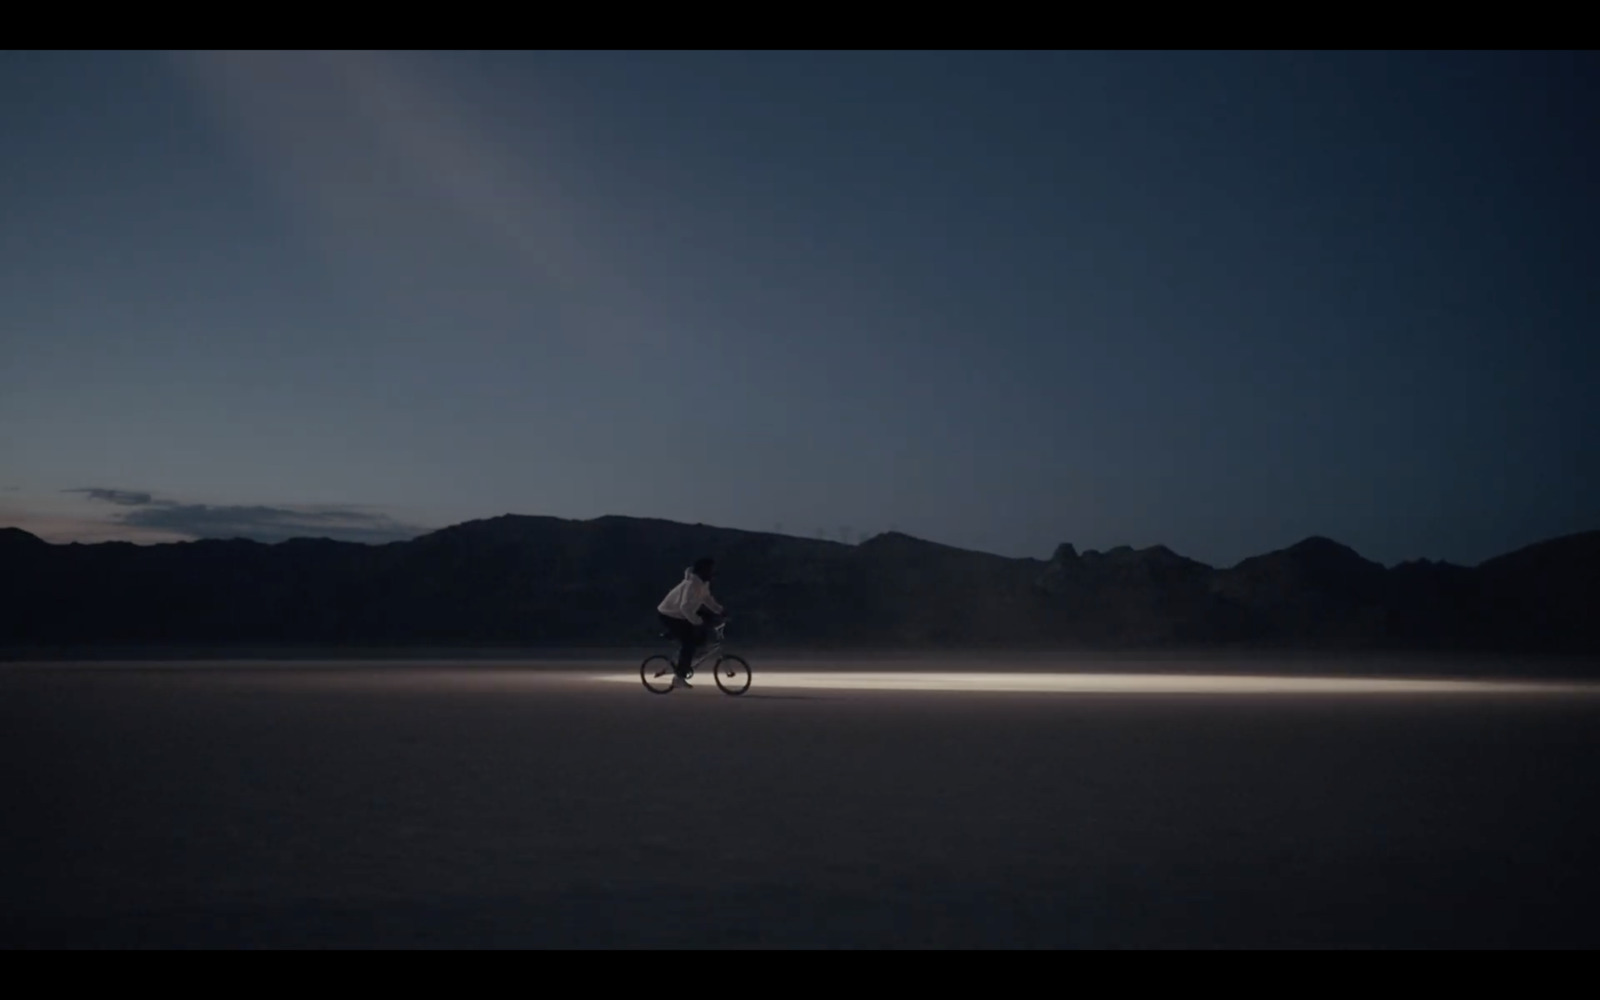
[[657, 568, 722, 625]]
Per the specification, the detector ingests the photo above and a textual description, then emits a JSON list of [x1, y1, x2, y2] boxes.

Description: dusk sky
[[3, 50, 1596, 567]]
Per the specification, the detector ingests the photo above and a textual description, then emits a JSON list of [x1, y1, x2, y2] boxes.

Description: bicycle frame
[[672, 621, 728, 674]]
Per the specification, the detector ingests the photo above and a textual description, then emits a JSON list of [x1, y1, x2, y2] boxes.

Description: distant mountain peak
[[0, 527, 46, 546], [1287, 534, 1349, 551], [858, 530, 942, 549], [1478, 529, 1600, 569], [1140, 543, 1181, 559]]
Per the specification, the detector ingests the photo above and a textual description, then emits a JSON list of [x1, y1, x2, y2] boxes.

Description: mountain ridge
[[2, 515, 1596, 656]]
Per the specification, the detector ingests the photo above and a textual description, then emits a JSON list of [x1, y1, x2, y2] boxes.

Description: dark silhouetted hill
[[2, 516, 1597, 656]]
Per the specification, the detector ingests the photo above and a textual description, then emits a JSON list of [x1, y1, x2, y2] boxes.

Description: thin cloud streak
[[120, 502, 426, 544], [47, 488, 436, 544], [165, 49, 654, 357], [65, 488, 155, 506]]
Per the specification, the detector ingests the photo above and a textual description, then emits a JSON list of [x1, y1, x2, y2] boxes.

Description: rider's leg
[[681, 628, 702, 675], [659, 613, 697, 678], [687, 608, 722, 668]]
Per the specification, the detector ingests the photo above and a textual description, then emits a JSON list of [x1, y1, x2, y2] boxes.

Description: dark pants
[[659, 609, 719, 677]]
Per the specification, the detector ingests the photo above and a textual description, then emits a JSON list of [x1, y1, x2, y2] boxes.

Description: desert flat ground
[[3, 656, 1598, 948]]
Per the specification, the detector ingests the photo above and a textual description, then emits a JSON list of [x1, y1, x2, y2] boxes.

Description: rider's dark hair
[[693, 557, 715, 577]]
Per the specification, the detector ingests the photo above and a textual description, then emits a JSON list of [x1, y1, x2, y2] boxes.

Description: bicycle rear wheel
[[640, 654, 676, 694], [713, 654, 751, 695]]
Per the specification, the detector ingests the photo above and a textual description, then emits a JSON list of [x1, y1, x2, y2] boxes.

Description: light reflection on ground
[[597, 670, 1599, 696]]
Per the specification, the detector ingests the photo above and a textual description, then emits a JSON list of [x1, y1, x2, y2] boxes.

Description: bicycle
[[640, 619, 751, 695]]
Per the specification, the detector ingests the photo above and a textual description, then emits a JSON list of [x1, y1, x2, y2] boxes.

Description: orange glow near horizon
[[0, 509, 190, 545]]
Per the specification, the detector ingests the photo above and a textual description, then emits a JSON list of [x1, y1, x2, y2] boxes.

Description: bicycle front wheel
[[713, 654, 751, 695], [640, 654, 676, 694]]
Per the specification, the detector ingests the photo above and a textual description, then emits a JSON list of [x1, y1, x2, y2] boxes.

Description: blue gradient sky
[[3, 51, 1596, 567]]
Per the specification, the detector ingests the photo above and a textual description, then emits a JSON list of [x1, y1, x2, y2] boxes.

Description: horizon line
[[4, 512, 1596, 573]]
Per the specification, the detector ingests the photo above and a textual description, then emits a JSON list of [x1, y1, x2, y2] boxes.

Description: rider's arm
[[706, 590, 724, 615]]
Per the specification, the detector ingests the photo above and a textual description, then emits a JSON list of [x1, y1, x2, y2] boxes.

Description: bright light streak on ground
[[597, 671, 1600, 696]]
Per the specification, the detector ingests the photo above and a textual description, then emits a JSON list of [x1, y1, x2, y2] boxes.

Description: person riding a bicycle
[[656, 557, 724, 689]]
